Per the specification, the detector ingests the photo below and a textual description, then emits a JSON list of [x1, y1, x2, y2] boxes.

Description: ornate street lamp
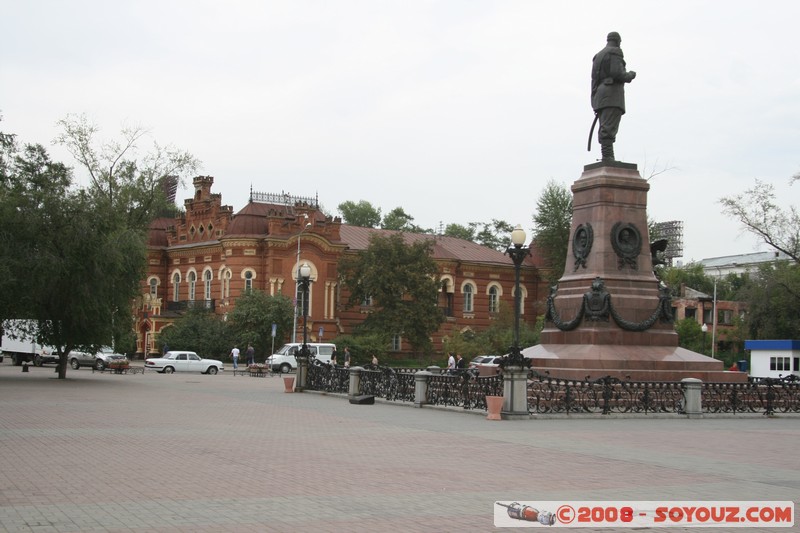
[[294, 262, 313, 391], [298, 262, 312, 359], [505, 225, 531, 368], [292, 217, 312, 343], [701, 323, 708, 355]]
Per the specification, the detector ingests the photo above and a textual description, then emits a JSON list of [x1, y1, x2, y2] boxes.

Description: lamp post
[[500, 225, 531, 420], [295, 262, 313, 391], [506, 225, 531, 367], [292, 217, 311, 343], [701, 323, 708, 355]]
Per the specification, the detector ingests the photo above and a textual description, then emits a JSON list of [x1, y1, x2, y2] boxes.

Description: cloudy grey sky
[[2, 0, 798, 262]]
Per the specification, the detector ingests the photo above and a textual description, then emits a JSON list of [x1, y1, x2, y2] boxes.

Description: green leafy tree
[[474, 219, 514, 251], [720, 178, 799, 263], [443, 223, 475, 241], [735, 261, 800, 339], [531, 180, 572, 282], [0, 140, 146, 378], [443, 219, 513, 251], [338, 233, 443, 357], [226, 291, 293, 359], [381, 207, 429, 233], [156, 308, 232, 360], [338, 200, 382, 228], [329, 333, 388, 366], [675, 318, 705, 354]]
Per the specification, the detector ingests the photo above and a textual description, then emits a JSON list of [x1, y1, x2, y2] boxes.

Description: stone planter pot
[[485, 395, 503, 420], [283, 376, 295, 393]]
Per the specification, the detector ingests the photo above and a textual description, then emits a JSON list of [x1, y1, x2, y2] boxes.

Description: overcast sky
[[2, 1, 798, 262]]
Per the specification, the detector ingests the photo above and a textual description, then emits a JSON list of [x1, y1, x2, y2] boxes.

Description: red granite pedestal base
[[533, 162, 747, 384], [523, 344, 747, 383]]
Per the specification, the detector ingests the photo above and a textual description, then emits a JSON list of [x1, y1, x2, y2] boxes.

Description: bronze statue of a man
[[590, 31, 636, 162]]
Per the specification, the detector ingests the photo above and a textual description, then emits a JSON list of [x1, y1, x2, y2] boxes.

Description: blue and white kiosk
[[745, 340, 800, 379]]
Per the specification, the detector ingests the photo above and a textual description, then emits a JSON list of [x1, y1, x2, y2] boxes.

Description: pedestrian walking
[[343, 347, 351, 368], [230, 345, 240, 370], [446, 352, 455, 373]]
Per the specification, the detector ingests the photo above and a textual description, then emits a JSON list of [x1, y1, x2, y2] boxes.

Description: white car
[[145, 351, 224, 374]]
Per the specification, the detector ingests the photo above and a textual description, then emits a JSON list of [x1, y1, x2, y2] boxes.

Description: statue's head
[[606, 31, 621, 45]]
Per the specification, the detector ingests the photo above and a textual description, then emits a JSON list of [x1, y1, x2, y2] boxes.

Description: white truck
[[1, 321, 60, 366]]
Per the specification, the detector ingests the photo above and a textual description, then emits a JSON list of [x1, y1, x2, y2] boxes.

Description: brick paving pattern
[[0, 362, 798, 532]]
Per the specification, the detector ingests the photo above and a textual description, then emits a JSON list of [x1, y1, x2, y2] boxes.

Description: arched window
[[512, 285, 528, 316], [488, 286, 499, 314], [187, 271, 197, 301], [462, 283, 474, 313], [203, 270, 212, 301], [149, 277, 158, 296], [220, 269, 231, 299], [172, 272, 181, 302], [244, 270, 253, 293]]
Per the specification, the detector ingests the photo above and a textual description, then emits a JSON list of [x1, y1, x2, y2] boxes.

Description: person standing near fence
[[245, 344, 254, 367], [343, 347, 351, 368]]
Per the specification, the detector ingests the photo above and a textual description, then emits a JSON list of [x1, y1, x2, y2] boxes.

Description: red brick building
[[135, 177, 544, 358]]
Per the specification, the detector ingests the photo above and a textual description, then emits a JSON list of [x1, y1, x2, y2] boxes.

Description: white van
[[266, 343, 337, 373]]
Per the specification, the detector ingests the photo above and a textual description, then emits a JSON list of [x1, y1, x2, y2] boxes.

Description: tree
[[474, 219, 514, 251], [226, 291, 293, 358], [675, 318, 704, 354], [442, 219, 513, 251], [719, 178, 799, 263], [443, 223, 475, 241], [338, 200, 381, 228], [156, 308, 232, 359], [54, 113, 200, 231], [338, 233, 443, 357], [0, 140, 147, 378], [531, 180, 573, 282], [381, 207, 429, 233], [735, 261, 800, 340]]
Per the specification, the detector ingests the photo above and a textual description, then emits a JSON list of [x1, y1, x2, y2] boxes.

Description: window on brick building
[[462, 283, 474, 313], [391, 335, 402, 351], [488, 285, 499, 314], [188, 271, 196, 301], [172, 272, 181, 302], [221, 269, 231, 299], [203, 270, 212, 300], [244, 270, 253, 293], [149, 278, 158, 296], [718, 309, 733, 325]]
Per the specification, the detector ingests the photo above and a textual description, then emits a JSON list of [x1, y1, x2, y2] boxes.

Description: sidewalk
[[0, 362, 798, 532]]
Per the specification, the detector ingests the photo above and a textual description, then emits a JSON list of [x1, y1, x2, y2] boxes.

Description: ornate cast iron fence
[[359, 366, 416, 402], [426, 371, 503, 410], [527, 373, 686, 415], [307, 361, 349, 394], [702, 377, 800, 415]]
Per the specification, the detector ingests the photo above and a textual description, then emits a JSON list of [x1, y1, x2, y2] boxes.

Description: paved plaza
[[0, 361, 798, 532]]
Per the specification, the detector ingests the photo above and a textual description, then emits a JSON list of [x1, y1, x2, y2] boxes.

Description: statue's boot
[[601, 143, 615, 162]]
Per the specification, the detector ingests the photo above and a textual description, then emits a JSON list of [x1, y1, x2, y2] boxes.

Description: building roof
[[147, 217, 173, 248], [339, 225, 519, 266], [745, 340, 800, 351], [698, 251, 791, 270]]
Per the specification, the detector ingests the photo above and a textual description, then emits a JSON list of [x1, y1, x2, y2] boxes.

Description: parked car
[[145, 351, 224, 374], [471, 355, 503, 375], [468, 355, 492, 368], [265, 343, 337, 373], [69, 347, 128, 370]]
